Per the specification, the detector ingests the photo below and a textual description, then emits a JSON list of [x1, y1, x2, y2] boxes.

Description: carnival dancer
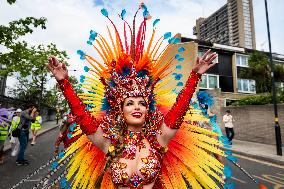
[[46, 2, 226, 188], [54, 113, 81, 154]]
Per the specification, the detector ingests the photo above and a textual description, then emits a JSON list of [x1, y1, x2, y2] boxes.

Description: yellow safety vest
[[0, 123, 8, 141], [31, 116, 42, 128], [11, 116, 21, 131]]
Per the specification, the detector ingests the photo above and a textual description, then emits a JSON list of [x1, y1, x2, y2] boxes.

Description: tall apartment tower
[[193, 0, 256, 49]]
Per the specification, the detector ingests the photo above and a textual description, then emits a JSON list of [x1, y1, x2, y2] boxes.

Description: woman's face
[[122, 97, 147, 128]]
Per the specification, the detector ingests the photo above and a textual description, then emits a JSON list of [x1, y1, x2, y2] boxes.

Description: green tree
[[7, 0, 16, 4], [241, 52, 271, 93], [1, 1, 69, 109], [240, 52, 284, 93], [0, 17, 49, 76], [7, 43, 68, 107]]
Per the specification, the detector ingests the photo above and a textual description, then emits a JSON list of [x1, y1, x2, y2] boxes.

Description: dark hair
[[226, 110, 231, 113], [25, 103, 35, 110]]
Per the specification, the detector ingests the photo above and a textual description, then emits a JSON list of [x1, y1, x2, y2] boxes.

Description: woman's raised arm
[[157, 49, 218, 146], [47, 56, 98, 135]]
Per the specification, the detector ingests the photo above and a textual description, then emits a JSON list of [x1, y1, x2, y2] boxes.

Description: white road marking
[[231, 176, 246, 184], [26, 179, 40, 182], [234, 154, 284, 169]]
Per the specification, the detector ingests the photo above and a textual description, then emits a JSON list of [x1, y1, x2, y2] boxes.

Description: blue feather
[[143, 10, 150, 18], [141, 3, 147, 10], [148, 95, 156, 111], [51, 161, 59, 170], [175, 54, 180, 59], [122, 66, 131, 76], [163, 32, 171, 39], [101, 8, 108, 17], [225, 150, 233, 155], [121, 9, 126, 20], [175, 74, 183, 80], [178, 57, 184, 62], [67, 133, 72, 139], [58, 152, 64, 158], [177, 82, 183, 86], [227, 155, 237, 163], [153, 19, 160, 27], [101, 98, 111, 111], [77, 50, 86, 60], [84, 66, 89, 72], [197, 91, 214, 107], [224, 165, 232, 178], [168, 37, 174, 44], [178, 47, 185, 52], [87, 30, 98, 45], [172, 88, 179, 94], [80, 75, 85, 83], [60, 178, 68, 188], [137, 69, 149, 77], [176, 65, 182, 69], [109, 79, 116, 87], [173, 38, 181, 44]]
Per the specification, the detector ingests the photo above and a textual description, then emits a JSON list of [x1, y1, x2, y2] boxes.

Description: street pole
[[264, 0, 282, 156]]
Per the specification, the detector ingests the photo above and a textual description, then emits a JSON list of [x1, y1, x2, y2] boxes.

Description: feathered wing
[[59, 131, 115, 189], [160, 124, 225, 189], [155, 81, 226, 189]]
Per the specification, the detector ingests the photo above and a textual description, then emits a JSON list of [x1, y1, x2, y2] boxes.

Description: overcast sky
[[1, 0, 283, 90]]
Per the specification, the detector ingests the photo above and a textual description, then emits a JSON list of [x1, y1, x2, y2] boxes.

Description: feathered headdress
[[77, 3, 182, 117]]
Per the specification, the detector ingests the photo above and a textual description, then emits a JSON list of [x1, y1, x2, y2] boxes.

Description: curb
[[230, 148, 284, 166], [3, 124, 58, 153]]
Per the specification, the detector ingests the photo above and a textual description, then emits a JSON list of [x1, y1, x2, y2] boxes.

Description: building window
[[199, 74, 219, 89], [276, 82, 284, 91], [238, 79, 256, 93], [236, 54, 249, 67], [198, 51, 218, 64]]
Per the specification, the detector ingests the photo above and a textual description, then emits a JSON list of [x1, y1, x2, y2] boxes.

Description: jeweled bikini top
[[109, 130, 162, 188]]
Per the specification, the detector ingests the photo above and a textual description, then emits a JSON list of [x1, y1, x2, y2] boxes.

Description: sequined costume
[[58, 71, 202, 188], [55, 3, 227, 189]]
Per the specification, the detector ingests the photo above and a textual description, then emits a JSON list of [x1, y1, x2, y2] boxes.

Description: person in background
[[30, 110, 42, 146], [10, 108, 22, 156], [223, 110, 235, 144], [0, 115, 9, 164], [16, 104, 36, 166], [54, 113, 81, 154]]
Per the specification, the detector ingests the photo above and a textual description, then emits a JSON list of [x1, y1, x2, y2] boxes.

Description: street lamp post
[[264, 0, 282, 156]]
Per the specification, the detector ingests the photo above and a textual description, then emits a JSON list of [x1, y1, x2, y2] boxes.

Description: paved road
[[0, 129, 284, 189]]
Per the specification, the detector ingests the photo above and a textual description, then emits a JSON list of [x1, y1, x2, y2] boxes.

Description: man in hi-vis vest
[[0, 115, 9, 164], [10, 109, 22, 156], [30, 110, 42, 146]]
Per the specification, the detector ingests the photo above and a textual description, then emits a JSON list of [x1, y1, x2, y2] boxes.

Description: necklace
[[122, 130, 146, 160]]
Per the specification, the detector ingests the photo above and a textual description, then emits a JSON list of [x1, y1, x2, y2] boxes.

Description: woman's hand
[[192, 49, 218, 74], [47, 56, 68, 81]]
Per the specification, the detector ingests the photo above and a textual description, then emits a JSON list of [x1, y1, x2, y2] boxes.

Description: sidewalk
[[3, 120, 59, 152], [229, 139, 284, 166]]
